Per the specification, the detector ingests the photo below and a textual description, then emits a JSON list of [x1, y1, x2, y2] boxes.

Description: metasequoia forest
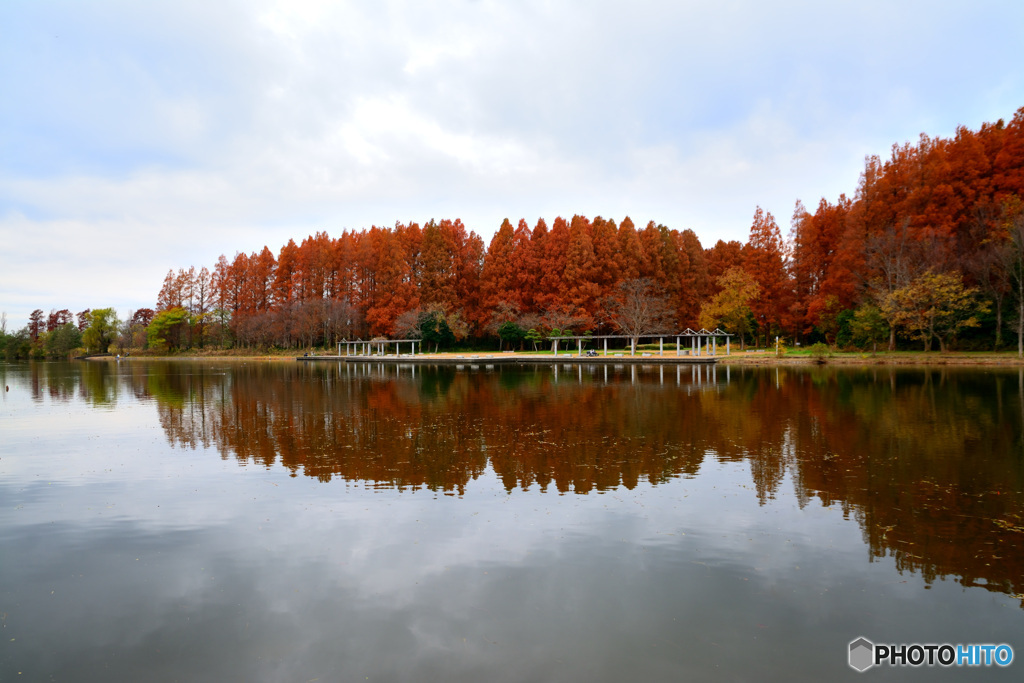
[[7, 107, 1024, 358]]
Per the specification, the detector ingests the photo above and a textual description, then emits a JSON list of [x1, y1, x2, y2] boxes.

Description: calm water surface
[[1, 360, 1021, 681]]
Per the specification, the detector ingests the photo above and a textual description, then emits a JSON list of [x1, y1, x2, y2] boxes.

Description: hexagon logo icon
[[849, 637, 875, 672]]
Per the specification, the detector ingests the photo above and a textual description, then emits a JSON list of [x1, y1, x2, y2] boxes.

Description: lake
[[1, 359, 1021, 681]]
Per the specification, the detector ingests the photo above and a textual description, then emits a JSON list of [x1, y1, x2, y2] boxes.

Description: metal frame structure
[[544, 329, 732, 357], [338, 329, 732, 358], [338, 339, 421, 357]]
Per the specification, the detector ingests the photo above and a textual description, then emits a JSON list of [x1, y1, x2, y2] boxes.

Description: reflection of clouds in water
[[0, 478, 904, 682], [4, 366, 1024, 680], [4, 360, 1024, 672]]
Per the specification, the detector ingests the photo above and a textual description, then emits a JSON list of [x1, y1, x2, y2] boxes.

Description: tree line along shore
[[4, 108, 1024, 361]]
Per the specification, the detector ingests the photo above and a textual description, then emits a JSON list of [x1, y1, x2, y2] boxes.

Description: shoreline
[[82, 350, 1024, 366]]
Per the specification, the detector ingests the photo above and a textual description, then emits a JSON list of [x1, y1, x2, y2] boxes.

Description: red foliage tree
[[28, 309, 44, 341], [534, 216, 570, 313], [481, 218, 517, 312], [562, 215, 600, 321], [743, 207, 791, 339], [616, 216, 642, 281], [509, 219, 534, 310]]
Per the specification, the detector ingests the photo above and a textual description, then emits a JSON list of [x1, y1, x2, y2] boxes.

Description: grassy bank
[[102, 345, 1024, 366], [719, 349, 1024, 366]]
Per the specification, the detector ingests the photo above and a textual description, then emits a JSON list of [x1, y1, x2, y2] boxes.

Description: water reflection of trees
[[153, 363, 718, 495], [783, 368, 1024, 603], [17, 360, 151, 406], [18, 360, 1024, 603]]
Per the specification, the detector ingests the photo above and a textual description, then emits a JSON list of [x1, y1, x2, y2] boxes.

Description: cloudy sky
[[2, 0, 1023, 328]]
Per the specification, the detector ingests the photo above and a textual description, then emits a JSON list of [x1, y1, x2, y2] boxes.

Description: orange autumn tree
[[704, 239, 744, 295], [508, 219, 534, 310], [535, 216, 571, 314], [481, 218, 517, 313], [676, 229, 709, 328], [562, 215, 600, 323], [616, 216, 643, 281], [148, 110, 1024, 353], [790, 196, 856, 337], [743, 207, 791, 343], [364, 226, 419, 336]]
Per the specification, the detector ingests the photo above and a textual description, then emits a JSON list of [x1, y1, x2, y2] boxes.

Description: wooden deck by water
[[297, 354, 719, 365]]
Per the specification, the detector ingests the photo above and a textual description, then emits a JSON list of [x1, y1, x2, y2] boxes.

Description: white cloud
[[1, 0, 1022, 326]]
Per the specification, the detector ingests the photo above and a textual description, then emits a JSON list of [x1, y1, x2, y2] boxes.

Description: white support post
[[676, 337, 680, 356], [578, 338, 582, 358], [659, 338, 663, 356], [727, 337, 730, 355], [604, 338, 608, 356], [712, 336, 717, 356]]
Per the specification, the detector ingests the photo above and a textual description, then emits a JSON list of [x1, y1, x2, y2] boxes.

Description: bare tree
[[116, 311, 134, 354], [603, 278, 675, 355], [485, 300, 521, 337], [292, 300, 322, 349], [324, 298, 361, 345], [954, 202, 1009, 349], [863, 221, 933, 350], [540, 306, 590, 353], [393, 308, 423, 339], [1005, 204, 1024, 358]]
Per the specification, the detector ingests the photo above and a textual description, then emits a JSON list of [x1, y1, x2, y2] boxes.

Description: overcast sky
[[2, 0, 1023, 329]]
